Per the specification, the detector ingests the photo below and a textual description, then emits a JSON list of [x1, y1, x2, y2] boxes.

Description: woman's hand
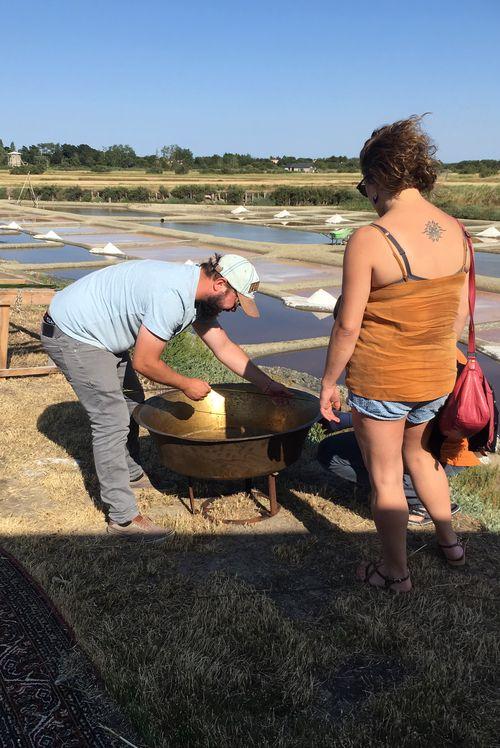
[[320, 382, 341, 422]]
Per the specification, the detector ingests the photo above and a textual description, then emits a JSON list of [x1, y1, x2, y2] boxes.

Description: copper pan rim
[[133, 385, 320, 444]]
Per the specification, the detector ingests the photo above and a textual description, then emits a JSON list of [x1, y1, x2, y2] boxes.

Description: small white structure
[[4, 221, 22, 231], [8, 151, 22, 168], [283, 162, 315, 173], [273, 209, 293, 219], [476, 226, 500, 238], [33, 230, 63, 241], [90, 242, 125, 256], [184, 259, 195, 265], [231, 206, 249, 215], [325, 214, 347, 225], [282, 288, 337, 320]]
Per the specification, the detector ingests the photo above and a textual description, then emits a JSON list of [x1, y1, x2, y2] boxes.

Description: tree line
[[0, 139, 498, 176], [1, 182, 499, 221]]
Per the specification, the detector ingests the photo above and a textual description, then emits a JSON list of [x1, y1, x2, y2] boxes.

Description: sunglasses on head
[[356, 178, 368, 198]]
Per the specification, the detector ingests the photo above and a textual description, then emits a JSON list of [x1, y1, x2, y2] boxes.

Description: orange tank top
[[346, 224, 468, 402]]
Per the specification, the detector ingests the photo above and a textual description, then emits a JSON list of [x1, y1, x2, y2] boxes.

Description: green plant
[[270, 185, 370, 210], [10, 164, 46, 174], [170, 185, 209, 202], [64, 186, 84, 201], [226, 186, 245, 204], [37, 185, 58, 201], [127, 186, 151, 202], [161, 330, 243, 383], [450, 465, 500, 531]]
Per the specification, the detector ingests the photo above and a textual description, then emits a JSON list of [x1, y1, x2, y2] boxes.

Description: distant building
[[269, 156, 280, 164], [8, 151, 22, 168], [283, 161, 315, 173]]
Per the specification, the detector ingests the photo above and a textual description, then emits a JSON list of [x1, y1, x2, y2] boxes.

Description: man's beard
[[195, 291, 228, 319]]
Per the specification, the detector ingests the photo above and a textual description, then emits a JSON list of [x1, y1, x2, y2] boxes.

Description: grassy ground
[[1, 305, 499, 747], [1, 167, 499, 191], [0, 169, 362, 191]]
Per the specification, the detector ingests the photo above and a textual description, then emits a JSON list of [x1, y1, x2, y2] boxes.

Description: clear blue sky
[[2, 0, 499, 160]]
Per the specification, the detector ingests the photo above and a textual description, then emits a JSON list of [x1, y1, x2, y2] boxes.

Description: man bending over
[[41, 253, 287, 542]]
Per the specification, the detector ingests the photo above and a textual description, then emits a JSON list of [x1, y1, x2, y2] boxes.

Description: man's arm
[[192, 318, 289, 396], [132, 325, 211, 400]]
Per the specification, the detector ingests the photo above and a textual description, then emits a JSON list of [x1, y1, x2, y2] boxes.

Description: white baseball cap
[[216, 254, 260, 318]]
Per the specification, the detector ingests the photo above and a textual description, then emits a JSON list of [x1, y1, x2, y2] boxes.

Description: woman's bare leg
[[403, 419, 462, 561], [352, 411, 412, 591]]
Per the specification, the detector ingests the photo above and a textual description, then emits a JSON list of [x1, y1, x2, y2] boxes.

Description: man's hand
[[182, 378, 211, 401], [320, 382, 341, 422]]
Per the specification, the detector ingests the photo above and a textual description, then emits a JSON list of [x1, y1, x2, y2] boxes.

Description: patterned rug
[[0, 548, 140, 747]]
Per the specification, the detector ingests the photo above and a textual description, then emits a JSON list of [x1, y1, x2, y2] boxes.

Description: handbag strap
[[462, 225, 476, 357]]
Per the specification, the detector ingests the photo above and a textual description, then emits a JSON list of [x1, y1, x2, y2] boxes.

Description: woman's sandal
[[359, 561, 411, 594], [438, 537, 466, 567]]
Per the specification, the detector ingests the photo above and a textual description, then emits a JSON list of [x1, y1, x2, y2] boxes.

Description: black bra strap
[[371, 223, 414, 278]]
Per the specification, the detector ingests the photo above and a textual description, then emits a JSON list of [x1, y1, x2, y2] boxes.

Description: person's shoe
[[129, 472, 153, 491], [107, 514, 174, 543], [408, 505, 432, 526], [408, 502, 461, 526]]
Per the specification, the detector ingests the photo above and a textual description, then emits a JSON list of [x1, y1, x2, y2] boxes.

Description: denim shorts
[[347, 392, 449, 424]]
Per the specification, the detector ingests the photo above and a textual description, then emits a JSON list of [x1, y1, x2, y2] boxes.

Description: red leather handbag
[[439, 230, 496, 448]]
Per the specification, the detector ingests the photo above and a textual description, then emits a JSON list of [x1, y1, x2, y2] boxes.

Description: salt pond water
[[157, 221, 329, 244], [57, 232, 161, 245], [1, 207, 497, 390], [219, 294, 333, 344], [45, 206, 161, 217], [0, 244, 96, 265], [0, 232, 45, 245], [128, 245, 242, 263], [475, 252, 500, 278], [255, 344, 500, 394], [48, 268, 95, 281]]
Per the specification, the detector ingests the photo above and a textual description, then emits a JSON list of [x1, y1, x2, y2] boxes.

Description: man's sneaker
[[129, 472, 153, 491], [107, 514, 175, 543]]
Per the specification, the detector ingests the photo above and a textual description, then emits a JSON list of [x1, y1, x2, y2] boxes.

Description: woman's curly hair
[[360, 115, 439, 194]]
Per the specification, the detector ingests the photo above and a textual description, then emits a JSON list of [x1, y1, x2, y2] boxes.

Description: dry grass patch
[[1, 306, 499, 746]]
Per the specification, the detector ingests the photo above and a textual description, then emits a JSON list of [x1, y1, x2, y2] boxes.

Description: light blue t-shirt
[[50, 260, 200, 353]]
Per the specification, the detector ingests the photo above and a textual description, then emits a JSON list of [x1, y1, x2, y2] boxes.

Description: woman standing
[[320, 116, 469, 592]]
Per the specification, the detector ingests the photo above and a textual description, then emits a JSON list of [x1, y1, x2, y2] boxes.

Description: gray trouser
[[41, 324, 145, 523]]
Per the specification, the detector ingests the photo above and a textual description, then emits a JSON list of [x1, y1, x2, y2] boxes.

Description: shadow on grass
[[37, 401, 371, 525], [30, 401, 500, 745], [1, 522, 499, 748], [37, 401, 104, 514]]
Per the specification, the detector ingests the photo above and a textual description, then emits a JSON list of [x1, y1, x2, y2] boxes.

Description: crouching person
[[316, 410, 480, 525]]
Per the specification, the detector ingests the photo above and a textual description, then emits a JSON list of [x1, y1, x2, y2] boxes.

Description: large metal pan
[[133, 383, 319, 480]]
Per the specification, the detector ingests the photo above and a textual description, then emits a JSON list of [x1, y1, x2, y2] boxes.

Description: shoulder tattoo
[[423, 220, 445, 242]]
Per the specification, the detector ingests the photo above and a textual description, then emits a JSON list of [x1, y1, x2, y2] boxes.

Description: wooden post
[[0, 288, 58, 379], [0, 305, 9, 369], [188, 478, 196, 514], [268, 473, 279, 516]]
